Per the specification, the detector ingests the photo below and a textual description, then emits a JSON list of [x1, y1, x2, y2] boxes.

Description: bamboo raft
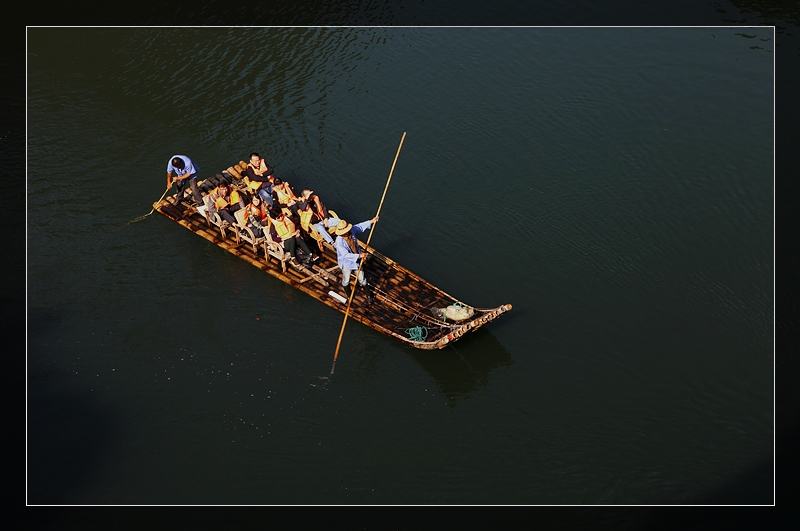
[[154, 161, 512, 349]]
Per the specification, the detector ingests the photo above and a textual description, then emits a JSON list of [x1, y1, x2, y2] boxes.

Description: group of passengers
[[166, 153, 377, 293]]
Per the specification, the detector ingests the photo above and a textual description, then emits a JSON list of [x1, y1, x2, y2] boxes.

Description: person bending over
[[166, 154, 203, 206], [297, 188, 339, 245]]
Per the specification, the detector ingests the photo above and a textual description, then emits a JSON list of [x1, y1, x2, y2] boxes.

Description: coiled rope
[[405, 325, 429, 342], [372, 287, 460, 329]]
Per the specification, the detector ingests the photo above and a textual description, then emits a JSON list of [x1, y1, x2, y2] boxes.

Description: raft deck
[[154, 161, 511, 349]]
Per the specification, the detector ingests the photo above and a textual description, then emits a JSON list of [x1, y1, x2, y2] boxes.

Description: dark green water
[[27, 26, 773, 504]]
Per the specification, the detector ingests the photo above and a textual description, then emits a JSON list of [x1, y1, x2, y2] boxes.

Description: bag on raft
[[430, 304, 474, 321]]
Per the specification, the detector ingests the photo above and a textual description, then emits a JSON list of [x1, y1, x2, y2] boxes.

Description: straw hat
[[334, 219, 353, 235]]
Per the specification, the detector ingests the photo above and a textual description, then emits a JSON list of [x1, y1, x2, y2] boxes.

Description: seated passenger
[[297, 188, 338, 245], [207, 181, 244, 225], [244, 152, 275, 206], [271, 177, 300, 216], [245, 195, 270, 238], [269, 207, 316, 267]]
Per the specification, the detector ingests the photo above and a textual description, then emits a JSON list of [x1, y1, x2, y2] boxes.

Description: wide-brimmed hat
[[334, 219, 352, 235]]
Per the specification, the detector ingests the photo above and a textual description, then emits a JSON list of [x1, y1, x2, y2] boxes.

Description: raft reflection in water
[[408, 327, 514, 406]]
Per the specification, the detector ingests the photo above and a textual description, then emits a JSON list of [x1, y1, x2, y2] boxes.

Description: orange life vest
[[310, 194, 326, 220], [246, 203, 268, 223], [244, 160, 271, 191], [272, 216, 295, 240], [212, 187, 240, 210]]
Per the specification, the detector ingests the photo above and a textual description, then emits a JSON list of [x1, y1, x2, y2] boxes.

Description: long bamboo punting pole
[[331, 132, 407, 375], [127, 184, 173, 225]]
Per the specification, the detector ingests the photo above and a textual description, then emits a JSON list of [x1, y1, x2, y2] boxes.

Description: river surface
[[26, 25, 773, 505]]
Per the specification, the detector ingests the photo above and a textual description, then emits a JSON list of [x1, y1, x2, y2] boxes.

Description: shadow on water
[[627, 451, 778, 529], [407, 327, 514, 406], [682, 456, 774, 506]]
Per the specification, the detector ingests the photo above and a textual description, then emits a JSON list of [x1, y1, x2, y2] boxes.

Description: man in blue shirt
[[334, 216, 379, 292], [166, 155, 203, 206]]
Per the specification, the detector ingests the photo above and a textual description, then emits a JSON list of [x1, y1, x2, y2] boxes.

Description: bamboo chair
[[233, 209, 265, 254], [261, 227, 291, 273]]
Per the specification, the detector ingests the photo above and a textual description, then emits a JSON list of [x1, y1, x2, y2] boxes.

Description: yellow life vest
[[272, 216, 295, 240], [243, 176, 261, 192], [248, 159, 269, 175], [274, 183, 296, 205], [298, 206, 314, 231]]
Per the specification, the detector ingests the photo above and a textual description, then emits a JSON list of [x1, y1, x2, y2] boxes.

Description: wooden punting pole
[[127, 185, 172, 225], [331, 132, 407, 375]]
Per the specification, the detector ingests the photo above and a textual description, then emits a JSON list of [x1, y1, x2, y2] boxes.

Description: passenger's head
[[273, 177, 283, 186], [218, 182, 229, 192], [301, 188, 312, 199], [251, 196, 261, 207], [171, 157, 185, 170], [249, 152, 261, 164], [269, 207, 283, 218]]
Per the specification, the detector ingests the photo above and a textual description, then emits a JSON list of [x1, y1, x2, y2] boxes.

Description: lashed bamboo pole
[[331, 132, 407, 374], [126, 184, 173, 225]]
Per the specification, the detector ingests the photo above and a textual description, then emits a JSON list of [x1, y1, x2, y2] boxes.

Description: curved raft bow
[[153, 159, 512, 350]]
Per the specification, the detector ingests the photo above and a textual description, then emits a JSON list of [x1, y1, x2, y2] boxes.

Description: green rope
[[405, 325, 429, 342]]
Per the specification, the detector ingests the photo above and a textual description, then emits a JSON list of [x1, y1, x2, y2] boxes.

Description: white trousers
[[341, 268, 365, 287]]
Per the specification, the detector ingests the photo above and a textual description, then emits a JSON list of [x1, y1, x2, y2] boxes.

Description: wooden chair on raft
[[301, 208, 340, 254], [233, 208, 265, 254], [257, 228, 336, 287], [194, 162, 252, 240], [197, 161, 339, 287], [261, 228, 292, 273], [195, 169, 236, 237], [197, 194, 230, 239], [299, 208, 342, 284]]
